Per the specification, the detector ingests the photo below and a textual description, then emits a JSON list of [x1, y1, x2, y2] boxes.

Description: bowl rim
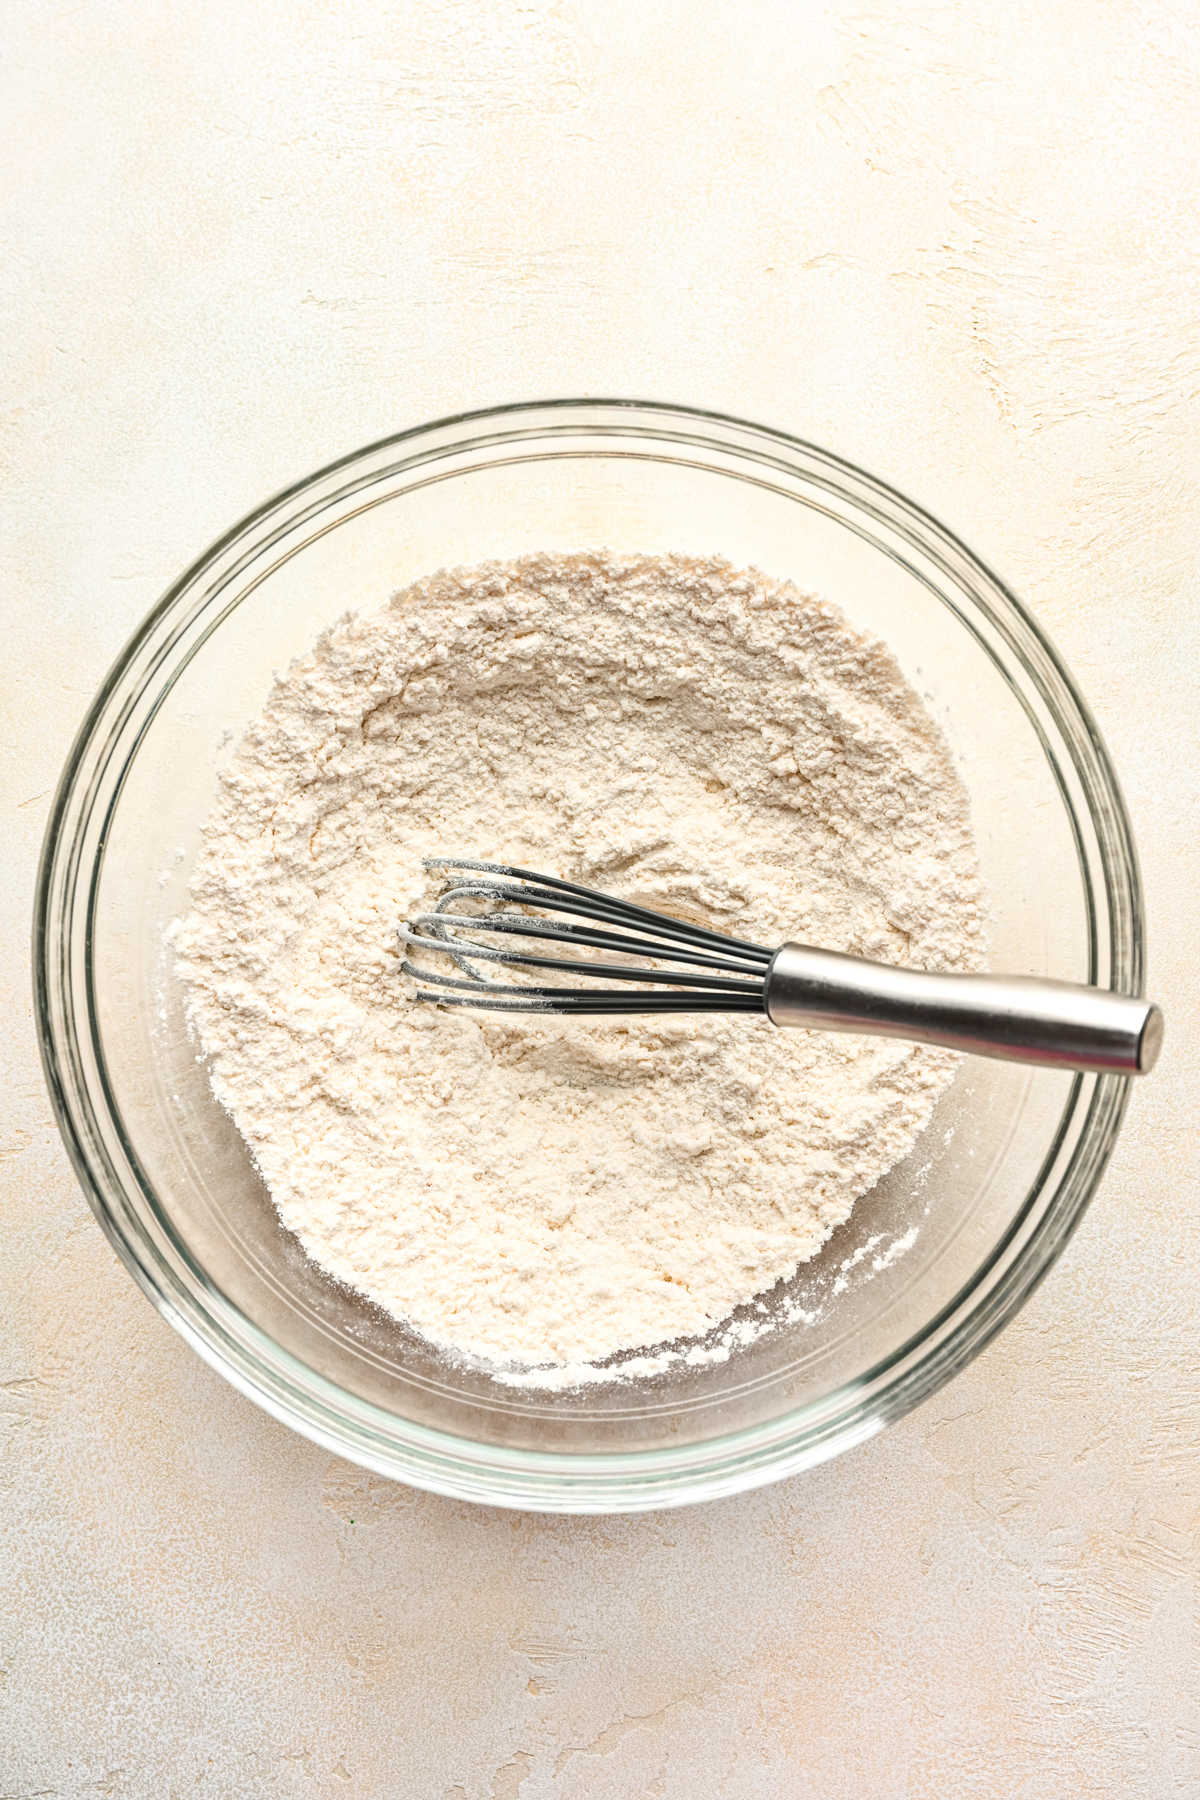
[[33, 397, 1144, 1511]]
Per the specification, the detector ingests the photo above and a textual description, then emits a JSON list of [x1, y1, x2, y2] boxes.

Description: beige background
[[3, 2, 1198, 1795]]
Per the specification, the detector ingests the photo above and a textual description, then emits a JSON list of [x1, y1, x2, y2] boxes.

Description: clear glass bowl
[[34, 400, 1144, 1511]]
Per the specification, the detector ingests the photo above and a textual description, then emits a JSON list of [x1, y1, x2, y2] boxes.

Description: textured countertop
[[3, 3, 1198, 1795]]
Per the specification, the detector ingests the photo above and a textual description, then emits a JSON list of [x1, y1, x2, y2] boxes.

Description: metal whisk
[[400, 860, 1163, 1076]]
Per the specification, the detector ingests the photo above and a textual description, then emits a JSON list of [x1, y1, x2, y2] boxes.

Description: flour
[[172, 553, 984, 1382]]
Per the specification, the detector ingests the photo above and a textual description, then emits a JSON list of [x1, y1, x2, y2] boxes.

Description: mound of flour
[[173, 553, 984, 1379]]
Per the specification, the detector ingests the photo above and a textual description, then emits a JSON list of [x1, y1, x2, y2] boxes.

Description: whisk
[[400, 859, 1162, 1076]]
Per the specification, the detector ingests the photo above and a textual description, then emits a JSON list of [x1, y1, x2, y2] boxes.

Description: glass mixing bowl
[[34, 400, 1145, 1511]]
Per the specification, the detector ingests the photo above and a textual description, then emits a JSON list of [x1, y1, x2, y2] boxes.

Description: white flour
[[173, 553, 984, 1382]]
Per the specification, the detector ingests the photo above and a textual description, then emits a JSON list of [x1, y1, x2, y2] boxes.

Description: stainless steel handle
[[765, 944, 1163, 1075]]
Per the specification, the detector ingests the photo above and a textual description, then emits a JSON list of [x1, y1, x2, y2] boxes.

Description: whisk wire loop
[[401, 859, 772, 1015]]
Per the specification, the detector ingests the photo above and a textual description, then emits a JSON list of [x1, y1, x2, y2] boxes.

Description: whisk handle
[[765, 944, 1162, 1076]]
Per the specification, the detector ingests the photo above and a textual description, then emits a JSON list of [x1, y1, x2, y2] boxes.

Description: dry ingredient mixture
[[173, 553, 984, 1383]]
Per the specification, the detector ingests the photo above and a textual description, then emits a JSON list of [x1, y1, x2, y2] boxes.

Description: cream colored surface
[[3, 2, 1198, 1795]]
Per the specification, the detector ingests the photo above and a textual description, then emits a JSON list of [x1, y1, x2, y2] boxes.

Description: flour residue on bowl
[[171, 552, 984, 1386]]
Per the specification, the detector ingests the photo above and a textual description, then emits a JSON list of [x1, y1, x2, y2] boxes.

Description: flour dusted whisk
[[401, 859, 1163, 1076]]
